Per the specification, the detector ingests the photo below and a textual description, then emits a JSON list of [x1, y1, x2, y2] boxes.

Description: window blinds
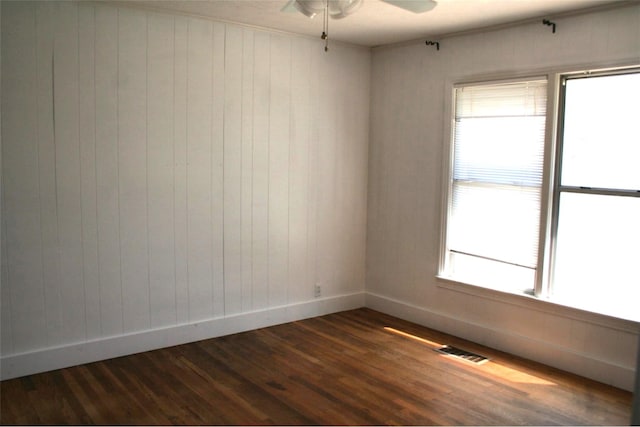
[[448, 79, 547, 273]]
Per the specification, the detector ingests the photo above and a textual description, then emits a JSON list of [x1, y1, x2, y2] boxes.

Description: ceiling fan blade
[[328, 0, 364, 19], [282, 0, 364, 19], [280, 0, 298, 13], [290, 0, 327, 18], [380, 0, 437, 13]]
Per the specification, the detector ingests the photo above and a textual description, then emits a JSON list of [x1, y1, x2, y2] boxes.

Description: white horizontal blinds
[[449, 79, 547, 273]]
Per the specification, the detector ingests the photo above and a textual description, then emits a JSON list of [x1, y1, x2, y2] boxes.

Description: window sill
[[436, 275, 640, 333]]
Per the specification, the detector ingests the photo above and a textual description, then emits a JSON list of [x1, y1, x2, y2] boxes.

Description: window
[[444, 79, 547, 294], [440, 68, 640, 322], [551, 71, 640, 320]]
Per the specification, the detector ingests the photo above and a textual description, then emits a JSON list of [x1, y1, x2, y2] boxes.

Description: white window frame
[[437, 63, 640, 325]]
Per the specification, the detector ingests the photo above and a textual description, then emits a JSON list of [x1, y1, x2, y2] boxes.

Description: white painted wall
[[367, 4, 640, 391], [1, 1, 369, 377]]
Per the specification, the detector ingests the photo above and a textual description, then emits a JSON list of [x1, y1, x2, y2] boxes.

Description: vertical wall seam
[[243, 29, 255, 312], [305, 40, 313, 298], [212, 22, 218, 317], [34, 5, 43, 329], [266, 35, 271, 306], [145, 12, 151, 329], [222, 24, 227, 317], [250, 32, 255, 311], [239, 29, 245, 312], [185, 20, 190, 322], [51, 4, 64, 345], [216, 23, 220, 316], [308, 41, 314, 297], [77, 2, 89, 341], [286, 39, 292, 305], [34, 3, 49, 346], [313, 48, 320, 292], [249, 31, 255, 312], [307, 45, 313, 297], [172, 15, 178, 324], [0, 0, 12, 351], [93, 4, 103, 337], [116, 7, 124, 333]]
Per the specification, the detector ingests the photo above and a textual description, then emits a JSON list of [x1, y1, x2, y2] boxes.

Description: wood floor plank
[[0, 308, 632, 425]]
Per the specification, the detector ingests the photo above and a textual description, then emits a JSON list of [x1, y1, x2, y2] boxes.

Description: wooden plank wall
[[0, 1, 370, 356]]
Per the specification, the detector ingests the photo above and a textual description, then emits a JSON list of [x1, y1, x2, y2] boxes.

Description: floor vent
[[435, 345, 489, 365]]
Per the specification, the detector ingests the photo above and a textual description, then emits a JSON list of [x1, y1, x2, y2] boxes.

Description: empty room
[[1, 0, 639, 424]]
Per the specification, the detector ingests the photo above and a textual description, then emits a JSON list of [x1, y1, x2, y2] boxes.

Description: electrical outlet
[[314, 284, 322, 298]]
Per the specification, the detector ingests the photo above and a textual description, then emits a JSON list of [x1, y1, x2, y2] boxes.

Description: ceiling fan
[[281, 0, 438, 20], [282, 0, 437, 50]]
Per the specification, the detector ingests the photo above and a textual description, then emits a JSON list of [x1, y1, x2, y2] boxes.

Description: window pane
[[450, 183, 540, 268], [454, 116, 545, 186], [445, 79, 546, 292], [449, 252, 535, 294], [553, 192, 640, 321], [561, 73, 640, 190]]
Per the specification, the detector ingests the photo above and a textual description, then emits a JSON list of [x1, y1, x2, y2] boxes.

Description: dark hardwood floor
[[0, 308, 632, 425]]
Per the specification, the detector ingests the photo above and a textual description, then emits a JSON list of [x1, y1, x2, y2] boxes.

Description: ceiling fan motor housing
[[294, 0, 364, 19]]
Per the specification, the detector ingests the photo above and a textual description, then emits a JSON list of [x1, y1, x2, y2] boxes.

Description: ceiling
[[114, 0, 620, 47]]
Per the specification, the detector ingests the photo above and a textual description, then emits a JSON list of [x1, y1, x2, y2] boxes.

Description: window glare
[[454, 116, 545, 186], [450, 184, 540, 268], [552, 193, 640, 321], [561, 73, 640, 190]]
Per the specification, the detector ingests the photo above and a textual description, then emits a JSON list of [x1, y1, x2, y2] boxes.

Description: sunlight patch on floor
[[383, 326, 556, 386], [383, 326, 443, 348]]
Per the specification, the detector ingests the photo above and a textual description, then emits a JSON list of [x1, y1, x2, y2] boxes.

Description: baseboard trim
[[0, 292, 365, 381], [365, 292, 635, 391], [3, 291, 634, 391]]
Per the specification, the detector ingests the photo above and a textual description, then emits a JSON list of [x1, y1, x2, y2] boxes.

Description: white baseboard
[[3, 290, 634, 392], [365, 292, 635, 391], [0, 292, 365, 381]]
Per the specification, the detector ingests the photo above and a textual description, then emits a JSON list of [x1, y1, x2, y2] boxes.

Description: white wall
[[1, 1, 370, 378], [367, 4, 640, 391]]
